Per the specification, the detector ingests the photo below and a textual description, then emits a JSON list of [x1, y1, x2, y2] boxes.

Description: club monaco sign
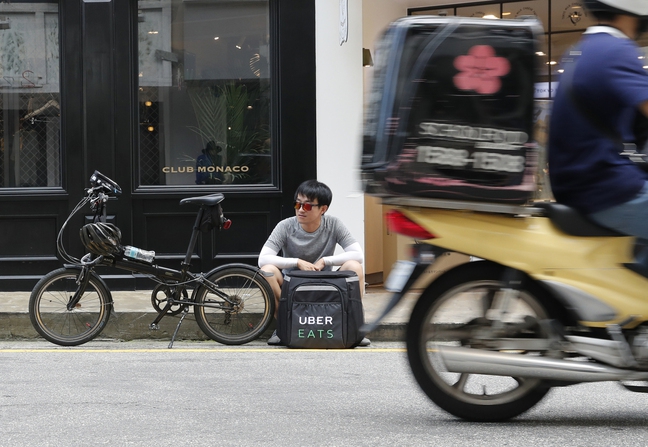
[[162, 165, 250, 174]]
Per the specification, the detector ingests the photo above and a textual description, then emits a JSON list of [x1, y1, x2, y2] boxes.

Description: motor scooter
[[361, 15, 648, 421], [364, 197, 648, 422]]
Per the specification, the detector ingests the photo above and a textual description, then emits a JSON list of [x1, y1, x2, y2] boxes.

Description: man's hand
[[297, 259, 319, 271], [314, 259, 326, 271]]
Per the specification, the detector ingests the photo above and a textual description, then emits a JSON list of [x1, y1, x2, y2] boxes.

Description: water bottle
[[123, 245, 155, 264]]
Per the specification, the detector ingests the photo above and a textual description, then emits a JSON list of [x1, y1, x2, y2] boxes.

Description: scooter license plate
[[384, 260, 416, 292]]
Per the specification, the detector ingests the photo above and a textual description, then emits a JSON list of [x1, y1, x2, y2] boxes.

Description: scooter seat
[[534, 202, 624, 238]]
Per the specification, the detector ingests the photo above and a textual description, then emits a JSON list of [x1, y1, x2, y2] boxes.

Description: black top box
[[362, 16, 543, 204]]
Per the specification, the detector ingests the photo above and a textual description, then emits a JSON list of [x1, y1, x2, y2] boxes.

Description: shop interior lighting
[[236, 36, 245, 50]]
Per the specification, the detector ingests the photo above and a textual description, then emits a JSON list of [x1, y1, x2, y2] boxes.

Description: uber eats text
[[297, 316, 334, 339]]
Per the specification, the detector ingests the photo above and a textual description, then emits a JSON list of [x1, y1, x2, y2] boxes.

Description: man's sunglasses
[[293, 201, 322, 212]]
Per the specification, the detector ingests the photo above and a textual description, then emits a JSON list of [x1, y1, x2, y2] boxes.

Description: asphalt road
[[1, 340, 647, 447]]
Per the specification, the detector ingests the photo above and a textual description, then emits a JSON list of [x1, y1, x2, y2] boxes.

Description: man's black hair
[[295, 179, 332, 207]]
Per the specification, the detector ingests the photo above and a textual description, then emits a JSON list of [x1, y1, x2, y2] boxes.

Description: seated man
[[258, 179, 369, 346]]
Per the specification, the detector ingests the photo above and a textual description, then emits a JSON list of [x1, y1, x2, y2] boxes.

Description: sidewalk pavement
[[0, 285, 418, 344]]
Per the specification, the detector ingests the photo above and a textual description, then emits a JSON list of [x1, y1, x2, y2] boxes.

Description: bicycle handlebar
[[56, 171, 119, 265], [89, 170, 122, 197]]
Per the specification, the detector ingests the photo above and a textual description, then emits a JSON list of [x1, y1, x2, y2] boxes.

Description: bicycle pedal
[[149, 323, 159, 330]]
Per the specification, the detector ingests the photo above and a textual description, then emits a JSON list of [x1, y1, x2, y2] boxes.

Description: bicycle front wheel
[[194, 267, 274, 345], [29, 267, 113, 346]]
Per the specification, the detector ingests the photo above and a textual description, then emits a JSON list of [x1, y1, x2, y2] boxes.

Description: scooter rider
[[548, 1, 648, 244]]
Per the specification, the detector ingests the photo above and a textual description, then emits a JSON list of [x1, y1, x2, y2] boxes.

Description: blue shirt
[[548, 28, 648, 215]]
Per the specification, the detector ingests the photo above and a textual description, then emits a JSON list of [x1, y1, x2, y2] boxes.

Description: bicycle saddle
[[180, 194, 224, 207]]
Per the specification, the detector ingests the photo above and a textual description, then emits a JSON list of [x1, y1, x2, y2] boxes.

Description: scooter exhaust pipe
[[438, 345, 648, 382]]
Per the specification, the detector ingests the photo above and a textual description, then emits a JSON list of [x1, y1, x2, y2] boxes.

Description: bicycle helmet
[[80, 223, 123, 256]]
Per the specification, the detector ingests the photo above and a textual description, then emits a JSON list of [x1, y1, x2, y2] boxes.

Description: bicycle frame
[[62, 178, 236, 322]]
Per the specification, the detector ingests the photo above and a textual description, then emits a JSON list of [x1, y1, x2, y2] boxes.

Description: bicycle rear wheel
[[194, 267, 274, 345], [29, 267, 113, 346]]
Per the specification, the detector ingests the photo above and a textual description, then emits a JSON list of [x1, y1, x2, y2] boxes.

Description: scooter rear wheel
[[407, 261, 552, 422]]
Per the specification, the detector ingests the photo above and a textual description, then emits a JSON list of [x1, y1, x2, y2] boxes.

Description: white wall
[[315, 0, 365, 254], [312, 0, 479, 261]]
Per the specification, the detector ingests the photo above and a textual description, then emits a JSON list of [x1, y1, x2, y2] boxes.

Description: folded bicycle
[[29, 171, 274, 348]]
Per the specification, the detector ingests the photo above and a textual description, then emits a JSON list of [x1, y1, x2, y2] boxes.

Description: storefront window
[[0, 0, 60, 188], [411, 7, 454, 16], [550, 31, 581, 78], [502, 1, 547, 27], [456, 4, 500, 19], [408, 1, 623, 99], [137, 0, 271, 187], [550, 0, 594, 32]]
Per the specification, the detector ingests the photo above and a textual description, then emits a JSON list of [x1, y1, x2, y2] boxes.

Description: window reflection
[[138, 0, 271, 187], [0, 0, 60, 188]]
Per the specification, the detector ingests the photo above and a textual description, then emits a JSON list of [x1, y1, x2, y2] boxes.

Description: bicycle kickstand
[[168, 307, 189, 349]]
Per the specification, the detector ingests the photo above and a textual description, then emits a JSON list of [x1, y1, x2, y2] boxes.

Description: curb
[[0, 312, 407, 343]]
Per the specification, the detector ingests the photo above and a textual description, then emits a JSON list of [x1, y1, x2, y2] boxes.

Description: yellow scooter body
[[399, 206, 648, 328]]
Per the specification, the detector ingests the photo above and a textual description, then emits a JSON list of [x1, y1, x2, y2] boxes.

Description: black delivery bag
[[277, 270, 364, 348], [361, 16, 543, 204]]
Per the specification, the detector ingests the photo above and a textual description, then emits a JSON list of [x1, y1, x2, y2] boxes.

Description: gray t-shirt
[[264, 215, 357, 271]]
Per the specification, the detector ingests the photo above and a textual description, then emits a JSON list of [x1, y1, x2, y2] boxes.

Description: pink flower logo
[[453, 45, 510, 95]]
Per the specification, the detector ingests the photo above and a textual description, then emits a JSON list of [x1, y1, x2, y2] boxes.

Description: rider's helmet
[[584, 0, 648, 33], [584, 0, 648, 16], [79, 223, 123, 256]]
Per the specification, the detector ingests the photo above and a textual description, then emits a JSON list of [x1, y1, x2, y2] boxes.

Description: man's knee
[[341, 260, 364, 282], [261, 264, 280, 278], [340, 261, 365, 297], [260, 264, 283, 300]]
